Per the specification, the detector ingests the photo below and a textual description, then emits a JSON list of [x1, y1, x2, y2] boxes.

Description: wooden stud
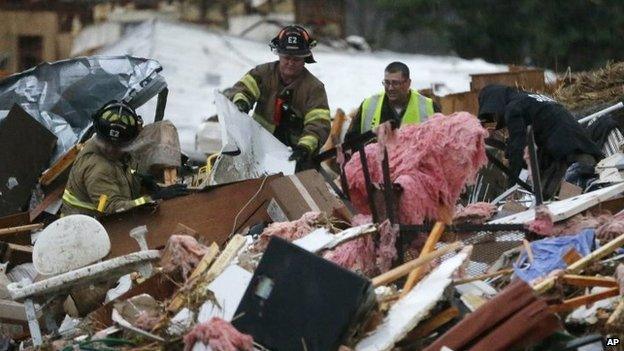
[[373, 241, 463, 288], [561, 274, 618, 288], [401, 221, 446, 296], [453, 268, 514, 285], [406, 307, 460, 339], [39, 143, 83, 186], [549, 287, 619, 313], [606, 298, 624, 331], [0, 224, 42, 236]]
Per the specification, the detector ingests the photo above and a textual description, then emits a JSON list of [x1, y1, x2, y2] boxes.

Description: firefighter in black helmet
[[227, 25, 331, 171], [61, 101, 188, 217]]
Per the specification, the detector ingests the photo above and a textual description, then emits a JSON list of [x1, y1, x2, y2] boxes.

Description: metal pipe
[[578, 101, 624, 124]]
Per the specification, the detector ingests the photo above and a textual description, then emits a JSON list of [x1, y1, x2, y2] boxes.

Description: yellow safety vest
[[360, 91, 435, 133]]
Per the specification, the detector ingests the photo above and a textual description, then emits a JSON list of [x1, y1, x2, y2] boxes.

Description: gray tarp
[[0, 56, 166, 162]]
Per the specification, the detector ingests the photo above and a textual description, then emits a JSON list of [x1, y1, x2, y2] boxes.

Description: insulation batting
[[526, 205, 555, 236], [134, 311, 160, 331], [344, 112, 488, 224], [160, 235, 210, 279], [453, 202, 497, 225], [596, 218, 624, 242], [323, 219, 399, 275], [252, 212, 323, 252], [552, 213, 611, 236], [183, 317, 254, 351], [323, 236, 378, 277]]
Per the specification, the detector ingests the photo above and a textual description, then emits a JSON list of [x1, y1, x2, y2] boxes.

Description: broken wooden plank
[[561, 275, 618, 288], [101, 175, 279, 258], [549, 287, 620, 313], [29, 185, 64, 221], [406, 306, 460, 339], [402, 221, 447, 296], [0, 224, 42, 236], [490, 182, 624, 225], [165, 242, 220, 313], [606, 298, 624, 331], [453, 268, 513, 285], [39, 143, 82, 186], [356, 252, 469, 351], [8, 250, 160, 300], [372, 242, 463, 288]]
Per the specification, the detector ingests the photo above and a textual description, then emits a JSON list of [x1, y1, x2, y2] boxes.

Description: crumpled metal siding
[[0, 55, 164, 162]]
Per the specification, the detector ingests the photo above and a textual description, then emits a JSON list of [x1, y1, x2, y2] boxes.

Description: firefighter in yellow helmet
[[61, 101, 188, 217], [227, 25, 331, 171]]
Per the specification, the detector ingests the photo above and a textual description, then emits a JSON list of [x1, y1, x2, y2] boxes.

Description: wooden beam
[[402, 220, 446, 296], [453, 268, 514, 285], [561, 275, 618, 288], [0, 224, 42, 236], [606, 298, 624, 331], [39, 143, 82, 186], [405, 306, 460, 340], [549, 287, 619, 313], [373, 241, 463, 288]]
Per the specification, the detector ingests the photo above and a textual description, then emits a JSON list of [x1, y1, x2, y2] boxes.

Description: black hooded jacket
[[478, 84, 603, 183]]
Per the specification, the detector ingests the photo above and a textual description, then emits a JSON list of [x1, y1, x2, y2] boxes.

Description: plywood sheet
[[0, 105, 57, 217]]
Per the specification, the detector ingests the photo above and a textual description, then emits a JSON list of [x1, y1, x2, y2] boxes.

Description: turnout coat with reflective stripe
[[228, 61, 330, 153], [61, 139, 147, 216]]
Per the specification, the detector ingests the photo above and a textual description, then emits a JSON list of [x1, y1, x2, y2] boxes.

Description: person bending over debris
[[227, 25, 331, 171], [61, 101, 188, 217], [345, 61, 438, 142], [478, 84, 603, 199]]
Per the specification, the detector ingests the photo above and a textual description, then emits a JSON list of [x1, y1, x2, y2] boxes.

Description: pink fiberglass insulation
[[596, 218, 624, 242], [453, 202, 497, 225], [344, 112, 488, 224], [323, 235, 378, 277], [161, 235, 210, 279], [525, 205, 555, 236], [551, 213, 610, 236], [183, 317, 254, 351], [323, 219, 398, 276], [134, 311, 160, 331], [252, 212, 323, 252]]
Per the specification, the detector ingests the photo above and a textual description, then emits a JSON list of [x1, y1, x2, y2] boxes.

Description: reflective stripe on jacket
[[360, 91, 435, 133]]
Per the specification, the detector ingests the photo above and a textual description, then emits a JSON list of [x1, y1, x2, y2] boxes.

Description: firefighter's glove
[[235, 100, 250, 113], [137, 173, 159, 192], [151, 184, 189, 200], [289, 145, 310, 163]]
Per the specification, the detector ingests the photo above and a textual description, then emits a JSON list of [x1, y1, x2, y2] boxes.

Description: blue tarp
[[514, 229, 596, 282]]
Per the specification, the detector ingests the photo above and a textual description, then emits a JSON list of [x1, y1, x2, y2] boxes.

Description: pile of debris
[[555, 61, 624, 113], [0, 58, 623, 351]]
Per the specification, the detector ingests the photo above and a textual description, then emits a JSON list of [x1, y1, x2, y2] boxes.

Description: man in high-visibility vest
[[345, 62, 438, 142], [61, 101, 188, 217]]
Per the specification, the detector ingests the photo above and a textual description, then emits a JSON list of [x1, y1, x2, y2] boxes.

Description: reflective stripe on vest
[[62, 189, 97, 211], [360, 91, 435, 133]]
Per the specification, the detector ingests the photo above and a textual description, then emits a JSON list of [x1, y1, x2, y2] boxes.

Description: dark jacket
[[478, 84, 603, 184]]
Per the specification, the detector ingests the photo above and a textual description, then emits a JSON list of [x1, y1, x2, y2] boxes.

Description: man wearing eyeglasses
[[345, 62, 438, 142], [227, 25, 331, 171]]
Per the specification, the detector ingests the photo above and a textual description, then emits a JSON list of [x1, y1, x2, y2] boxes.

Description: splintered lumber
[[166, 242, 220, 313], [453, 268, 514, 285], [549, 287, 620, 313], [356, 252, 469, 351], [0, 224, 42, 236], [39, 143, 82, 186], [407, 306, 460, 339], [373, 241, 463, 288], [534, 232, 624, 294], [561, 275, 618, 288], [606, 299, 624, 331], [167, 235, 245, 313], [402, 221, 447, 296], [163, 167, 177, 186]]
